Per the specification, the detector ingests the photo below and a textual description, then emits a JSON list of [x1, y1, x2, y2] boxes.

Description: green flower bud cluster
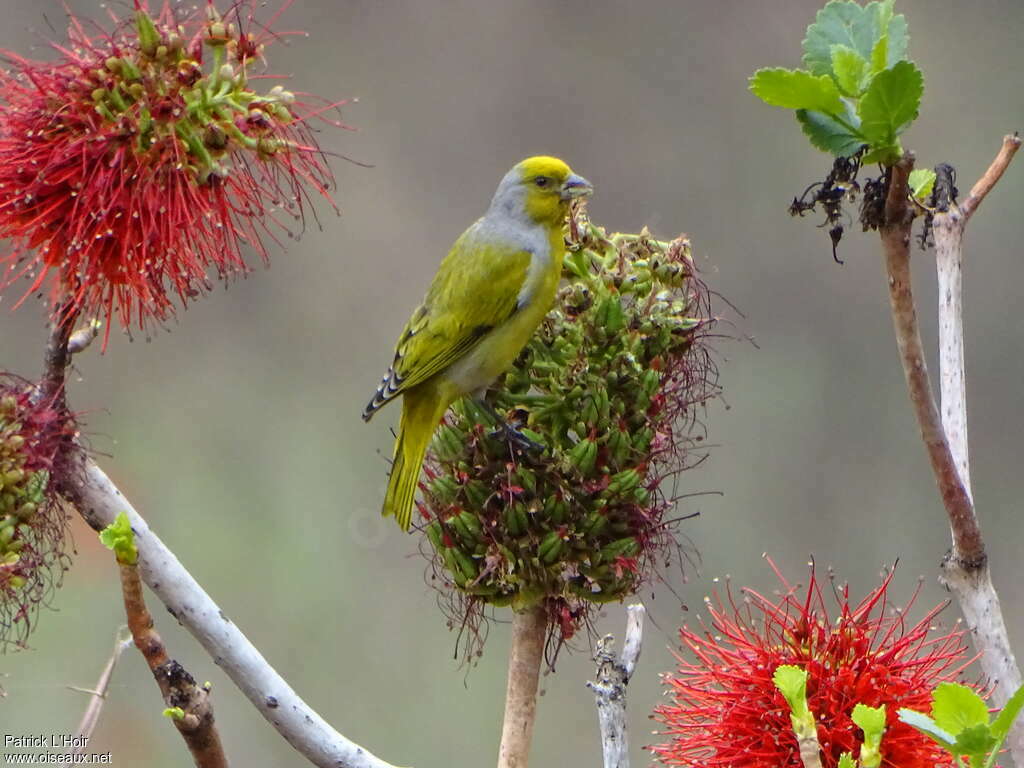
[[0, 378, 73, 649], [421, 215, 716, 641], [86, 8, 301, 184]]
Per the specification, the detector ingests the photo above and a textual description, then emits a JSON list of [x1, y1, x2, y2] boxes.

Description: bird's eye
[[534, 176, 550, 188]]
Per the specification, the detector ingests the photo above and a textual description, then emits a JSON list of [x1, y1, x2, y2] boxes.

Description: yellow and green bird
[[363, 156, 593, 531]]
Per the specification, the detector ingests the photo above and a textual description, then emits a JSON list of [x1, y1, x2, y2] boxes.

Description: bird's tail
[[384, 389, 445, 531]]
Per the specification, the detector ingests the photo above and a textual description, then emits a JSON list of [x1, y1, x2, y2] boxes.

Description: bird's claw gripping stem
[[488, 422, 545, 455]]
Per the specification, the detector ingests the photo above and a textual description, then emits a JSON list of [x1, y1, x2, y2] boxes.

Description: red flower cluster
[[650, 560, 972, 768], [0, 1, 341, 340]]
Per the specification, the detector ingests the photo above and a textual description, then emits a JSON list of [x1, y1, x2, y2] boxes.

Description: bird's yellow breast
[[442, 228, 564, 396]]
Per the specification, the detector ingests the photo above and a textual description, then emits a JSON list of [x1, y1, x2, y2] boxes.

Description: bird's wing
[[362, 232, 532, 419]]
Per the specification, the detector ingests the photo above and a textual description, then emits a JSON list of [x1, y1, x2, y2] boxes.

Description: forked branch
[[880, 138, 1023, 762], [587, 604, 645, 768]]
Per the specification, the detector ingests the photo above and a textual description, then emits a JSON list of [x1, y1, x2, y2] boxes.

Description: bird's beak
[[561, 173, 593, 201]]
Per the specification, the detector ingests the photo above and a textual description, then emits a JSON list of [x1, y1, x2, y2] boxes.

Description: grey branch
[[57, 453, 408, 768], [586, 604, 645, 768], [930, 134, 1023, 761]]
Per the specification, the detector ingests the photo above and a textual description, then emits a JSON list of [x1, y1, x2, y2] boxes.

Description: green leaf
[[803, 0, 879, 75], [99, 511, 138, 565], [750, 68, 845, 114], [870, 34, 889, 75], [163, 706, 185, 720], [953, 723, 996, 759], [874, 0, 909, 70], [868, 7, 908, 74], [838, 754, 857, 768], [991, 682, 1024, 741], [773, 664, 810, 718], [909, 168, 936, 200], [932, 682, 992, 734], [853, 703, 887, 768], [875, 0, 895, 31], [853, 703, 888, 743], [898, 708, 957, 750], [796, 109, 866, 157], [831, 45, 869, 96], [883, 12, 909, 67], [860, 142, 902, 166], [773, 664, 818, 740], [858, 60, 923, 147], [869, 0, 894, 73]]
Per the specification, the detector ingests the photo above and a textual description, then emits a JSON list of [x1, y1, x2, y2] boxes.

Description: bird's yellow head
[[488, 155, 593, 228]]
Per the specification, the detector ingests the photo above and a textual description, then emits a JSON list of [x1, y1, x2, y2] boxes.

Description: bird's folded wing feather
[[364, 233, 532, 415]]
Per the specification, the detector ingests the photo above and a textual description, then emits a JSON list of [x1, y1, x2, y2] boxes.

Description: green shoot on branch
[[773, 664, 817, 739], [851, 703, 887, 768], [99, 511, 138, 565], [908, 168, 937, 204]]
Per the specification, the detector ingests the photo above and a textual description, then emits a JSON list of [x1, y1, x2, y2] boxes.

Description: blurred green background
[[1, 0, 1021, 765]]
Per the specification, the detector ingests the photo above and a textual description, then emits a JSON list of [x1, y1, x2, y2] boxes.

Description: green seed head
[[420, 211, 718, 652]]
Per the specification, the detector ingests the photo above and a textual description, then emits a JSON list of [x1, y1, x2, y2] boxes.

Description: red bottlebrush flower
[[0, 1, 343, 340], [0, 374, 76, 648], [650, 559, 973, 768]]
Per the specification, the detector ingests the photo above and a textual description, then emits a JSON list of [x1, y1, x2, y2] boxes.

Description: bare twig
[[960, 133, 1022, 221], [72, 627, 133, 753], [586, 604, 645, 768], [497, 604, 547, 768], [42, 319, 408, 768], [929, 134, 1024, 760], [117, 549, 229, 768]]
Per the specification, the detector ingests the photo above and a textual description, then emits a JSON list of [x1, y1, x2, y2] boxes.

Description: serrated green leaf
[[773, 664, 810, 717], [909, 168, 936, 200], [868, 10, 908, 74], [858, 60, 923, 148], [874, 0, 909, 70], [870, 33, 889, 74], [933, 682, 991, 734], [875, 0, 895, 31], [803, 1, 878, 75], [837, 754, 856, 768], [750, 68, 845, 114], [898, 708, 957, 749], [883, 13, 909, 66], [831, 44, 869, 96], [953, 723, 996, 759], [991, 682, 1024, 741], [796, 108, 866, 157], [870, 0, 894, 72]]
